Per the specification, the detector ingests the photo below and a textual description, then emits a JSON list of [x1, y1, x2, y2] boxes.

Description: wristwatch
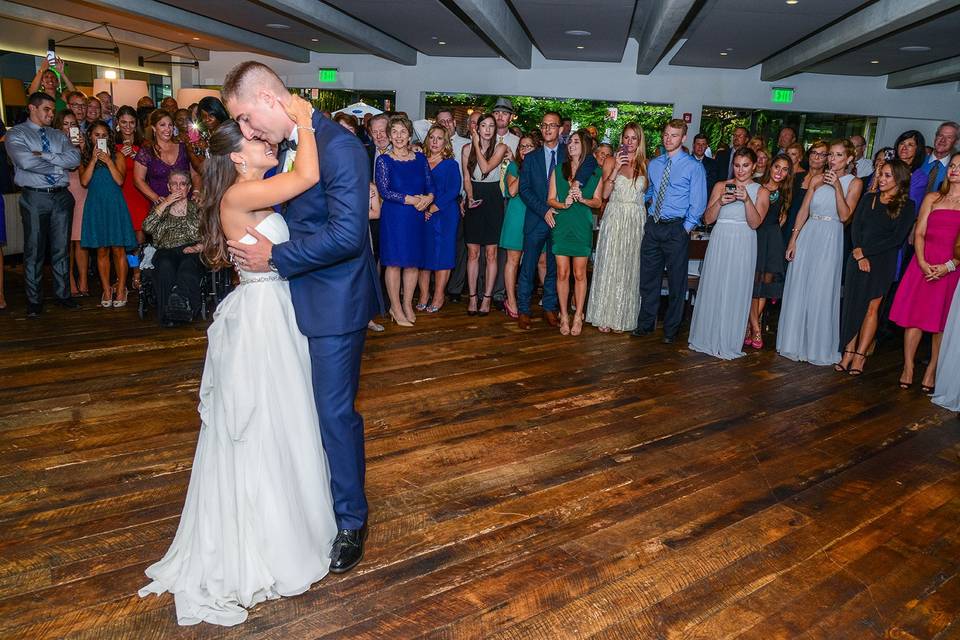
[[267, 256, 279, 273]]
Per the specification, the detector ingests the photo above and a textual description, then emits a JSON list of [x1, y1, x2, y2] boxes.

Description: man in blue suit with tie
[[909, 121, 958, 208], [516, 111, 597, 329], [223, 62, 381, 574]]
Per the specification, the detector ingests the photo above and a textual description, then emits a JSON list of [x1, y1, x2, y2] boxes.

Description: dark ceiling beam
[[257, 0, 417, 65], [761, 0, 960, 82], [0, 0, 211, 59], [82, 0, 309, 62], [887, 55, 960, 88], [450, 0, 531, 69], [633, 0, 699, 75]]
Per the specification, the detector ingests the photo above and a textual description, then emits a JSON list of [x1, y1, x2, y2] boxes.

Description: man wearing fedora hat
[[483, 98, 519, 308]]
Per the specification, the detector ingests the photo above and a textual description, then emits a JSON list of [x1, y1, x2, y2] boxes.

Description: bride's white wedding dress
[[139, 212, 337, 626]]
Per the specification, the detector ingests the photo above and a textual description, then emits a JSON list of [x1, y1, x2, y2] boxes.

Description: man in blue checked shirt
[[631, 119, 707, 343]]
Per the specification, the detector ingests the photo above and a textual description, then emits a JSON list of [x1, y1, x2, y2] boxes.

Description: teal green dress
[[551, 166, 600, 257], [80, 163, 138, 250], [499, 161, 525, 250]]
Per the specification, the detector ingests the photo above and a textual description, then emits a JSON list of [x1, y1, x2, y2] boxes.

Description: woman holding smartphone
[[54, 110, 90, 297], [499, 134, 537, 319], [80, 121, 138, 308], [778, 139, 862, 365], [114, 106, 151, 287], [689, 148, 768, 359], [461, 113, 510, 316], [587, 122, 648, 333]]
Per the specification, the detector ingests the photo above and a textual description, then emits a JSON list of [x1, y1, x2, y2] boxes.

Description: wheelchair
[[135, 244, 235, 322]]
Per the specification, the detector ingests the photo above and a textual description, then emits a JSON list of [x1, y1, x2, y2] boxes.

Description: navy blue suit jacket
[[271, 112, 381, 337], [519, 144, 597, 233]]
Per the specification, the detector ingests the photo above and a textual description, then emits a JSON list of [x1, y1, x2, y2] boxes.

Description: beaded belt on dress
[[714, 219, 748, 225], [810, 214, 839, 222], [238, 274, 285, 285]]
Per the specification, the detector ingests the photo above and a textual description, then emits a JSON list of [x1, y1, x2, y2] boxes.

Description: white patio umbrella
[[332, 102, 383, 119], [412, 119, 432, 143]]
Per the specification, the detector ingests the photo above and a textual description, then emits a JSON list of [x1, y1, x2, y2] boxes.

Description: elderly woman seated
[[141, 169, 203, 327]]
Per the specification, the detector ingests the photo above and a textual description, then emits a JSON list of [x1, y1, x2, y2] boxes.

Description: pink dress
[[67, 169, 87, 242], [889, 208, 960, 333]]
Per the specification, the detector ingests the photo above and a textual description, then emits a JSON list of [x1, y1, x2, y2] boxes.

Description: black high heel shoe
[[466, 294, 478, 316], [835, 350, 854, 373], [847, 352, 866, 376], [478, 294, 492, 317]]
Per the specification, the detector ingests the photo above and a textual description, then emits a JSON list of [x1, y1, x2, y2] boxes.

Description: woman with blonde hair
[[417, 125, 461, 313], [586, 122, 648, 333]]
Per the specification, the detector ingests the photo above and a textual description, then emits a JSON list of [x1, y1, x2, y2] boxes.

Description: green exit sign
[[771, 87, 794, 104], [319, 68, 338, 83]]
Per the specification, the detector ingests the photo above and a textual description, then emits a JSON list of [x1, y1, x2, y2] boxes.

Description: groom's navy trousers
[[272, 111, 383, 531]]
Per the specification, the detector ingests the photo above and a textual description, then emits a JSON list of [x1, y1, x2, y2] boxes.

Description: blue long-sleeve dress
[[422, 157, 461, 270], [375, 152, 434, 268]]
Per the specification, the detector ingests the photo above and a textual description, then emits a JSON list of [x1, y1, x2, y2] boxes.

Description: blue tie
[[548, 149, 556, 182], [38, 128, 56, 186]]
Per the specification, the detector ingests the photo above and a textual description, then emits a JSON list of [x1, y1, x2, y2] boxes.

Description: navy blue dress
[[375, 152, 434, 268], [421, 158, 461, 270]]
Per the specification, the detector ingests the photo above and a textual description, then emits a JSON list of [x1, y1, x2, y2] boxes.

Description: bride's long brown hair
[[199, 119, 246, 269]]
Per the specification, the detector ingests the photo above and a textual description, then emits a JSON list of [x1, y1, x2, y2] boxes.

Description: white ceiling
[[1, 0, 958, 88]]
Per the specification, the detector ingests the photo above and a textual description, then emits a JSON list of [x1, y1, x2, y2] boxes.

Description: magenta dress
[[889, 208, 960, 332]]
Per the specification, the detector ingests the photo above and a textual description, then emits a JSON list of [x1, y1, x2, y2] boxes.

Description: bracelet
[[856, 256, 866, 262], [296, 125, 315, 133], [946, 260, 957, 273]]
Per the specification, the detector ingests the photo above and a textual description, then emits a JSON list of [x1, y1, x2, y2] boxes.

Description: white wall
[[199, 38, 960, 140]]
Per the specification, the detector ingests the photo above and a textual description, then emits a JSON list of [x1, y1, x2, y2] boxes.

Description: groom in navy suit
[[223, 62, 381, 574]]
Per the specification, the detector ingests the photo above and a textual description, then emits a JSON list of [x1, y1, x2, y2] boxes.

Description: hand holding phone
[[69, 126, 80, 145], [96, 138, 108, 154]]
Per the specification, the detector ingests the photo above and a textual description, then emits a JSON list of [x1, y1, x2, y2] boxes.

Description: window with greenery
[[426, 93, 673, 154]]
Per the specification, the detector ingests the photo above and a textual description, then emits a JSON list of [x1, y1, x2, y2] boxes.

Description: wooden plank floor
[[1, 277, 959, 639]]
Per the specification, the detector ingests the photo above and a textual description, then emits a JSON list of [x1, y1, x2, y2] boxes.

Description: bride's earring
[[240, 159, 248, 174]]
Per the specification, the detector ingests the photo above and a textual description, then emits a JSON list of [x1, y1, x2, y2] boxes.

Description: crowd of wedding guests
[[350, 103, 959, 413], [3, 60, 228, 326], [3, 67, 959, 413]]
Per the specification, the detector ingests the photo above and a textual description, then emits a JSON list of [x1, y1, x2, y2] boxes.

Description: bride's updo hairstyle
[[200, 119, 245, 269]]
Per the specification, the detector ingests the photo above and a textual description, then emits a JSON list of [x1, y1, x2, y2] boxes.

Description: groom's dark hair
[[222, 61, 286, 104]]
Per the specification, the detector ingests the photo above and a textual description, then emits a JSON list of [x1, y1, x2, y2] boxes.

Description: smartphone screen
[[97, 138, 108, 153], [725, 184, 736, 195], [69, 126, 80, 144]]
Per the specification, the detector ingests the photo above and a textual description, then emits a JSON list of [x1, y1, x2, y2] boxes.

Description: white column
[[395, 87, 425, 119], [672, 100, 703, 139]]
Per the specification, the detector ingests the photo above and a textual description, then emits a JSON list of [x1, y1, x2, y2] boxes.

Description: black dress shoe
[[55, 297, 80, 309], [630, 327, 653, 338], [329, 525, 367, 574], [449, 294, 462, 304], [26, 302, 42, 318], [662, 335, 676, 344]]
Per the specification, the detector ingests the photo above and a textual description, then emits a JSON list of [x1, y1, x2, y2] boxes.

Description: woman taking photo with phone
[[547, 129, 602, 336], [778, 139, 862, 365], [79, 120, 138, 308], [587, 122, 647, 333], [689, 148, 768, 359], [461, 113, 510, 316], [55, 109, 90, 297]]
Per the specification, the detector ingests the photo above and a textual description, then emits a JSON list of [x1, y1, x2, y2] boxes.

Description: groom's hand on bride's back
[[227, 227, 274, 273]]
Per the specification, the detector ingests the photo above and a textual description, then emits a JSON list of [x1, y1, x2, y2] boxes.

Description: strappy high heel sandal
[[571, 314, 584, 336], [466, 294, 478, 316], [478, 294, 492, 317], [847, 352, 866, 376], [559, 312, 571, 336], [835, 350, 854, 372]]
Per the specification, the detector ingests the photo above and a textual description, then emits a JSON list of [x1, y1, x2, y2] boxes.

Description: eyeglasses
[[540, 123, 560, 130], [519, 144, 536, 150], [69, 102, 85, 108], [810, 151, 828, 157]]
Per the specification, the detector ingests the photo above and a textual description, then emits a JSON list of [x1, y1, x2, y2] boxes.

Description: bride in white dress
[[586, 123, 647, 333], [138, 96, 337, 626]]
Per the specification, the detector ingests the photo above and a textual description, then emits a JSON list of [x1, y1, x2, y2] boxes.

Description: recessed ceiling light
[[266, 23, 290, 29], [438, 41, 446, 45], [311, 38, 319, 42], [431, 36, 438, 40], [564, 30, 591, 36], [576, 45, 584, 50], [725, 47, 733, 51], [786, 0, 799, 4], [720, 52, 728, 56], [900, 45, 931, 52], [870, 60, 880, 64]]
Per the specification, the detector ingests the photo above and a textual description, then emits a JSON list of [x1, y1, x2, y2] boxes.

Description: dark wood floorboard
[[1, 275, 958, 639]]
